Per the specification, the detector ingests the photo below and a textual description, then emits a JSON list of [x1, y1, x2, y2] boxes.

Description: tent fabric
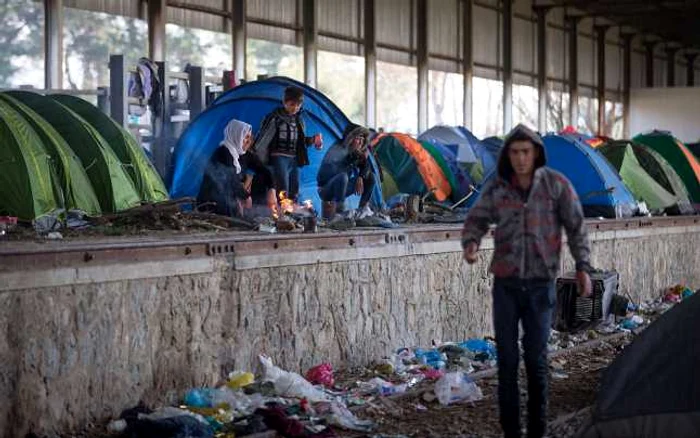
[[0, 94, 101, 216], [418, 126, 478, 163], [419, 140, 459, 200], [372, 133, 452, 202], [7, 91, 141, 213], [687, 143, 700, 160], [170, 76, 383, 212], [599, 141, 692, 214], [0, 99, 59, 220], [51, 94, 168, 203], [577, 292, 700, 438], [634, 131, 700, 204], [542, 134, 637, 218]]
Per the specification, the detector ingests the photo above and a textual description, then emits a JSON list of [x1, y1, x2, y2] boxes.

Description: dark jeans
[[318, 172, 375, 208], [493, 278, 555, 438], [270, 155, 299, 201]]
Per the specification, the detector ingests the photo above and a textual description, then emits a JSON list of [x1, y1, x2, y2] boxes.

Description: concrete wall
[[1, 224, 699, 436], [629, 87, 700, 142]]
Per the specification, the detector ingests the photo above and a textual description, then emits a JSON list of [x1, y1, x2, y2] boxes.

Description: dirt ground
[[336, 335, 630, 438]]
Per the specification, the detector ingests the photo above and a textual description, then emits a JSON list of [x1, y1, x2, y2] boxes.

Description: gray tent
[[577, 292, 700, 437]]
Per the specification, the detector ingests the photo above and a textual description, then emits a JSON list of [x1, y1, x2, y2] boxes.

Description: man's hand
[[355, 177, 364, 195], [577, 270, 592, 297], [313, 133, 323, 150], [463, 242, 478, 264]]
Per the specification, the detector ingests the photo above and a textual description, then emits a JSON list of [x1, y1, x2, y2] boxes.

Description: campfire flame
[[271, 193, 314, 222], [279, 191, 294, 214]]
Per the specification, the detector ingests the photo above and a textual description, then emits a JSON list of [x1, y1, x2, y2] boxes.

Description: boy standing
[[253, 86, 323, 202]]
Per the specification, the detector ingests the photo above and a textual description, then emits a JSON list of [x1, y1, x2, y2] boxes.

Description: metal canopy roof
[[537, 0, 700, 49]]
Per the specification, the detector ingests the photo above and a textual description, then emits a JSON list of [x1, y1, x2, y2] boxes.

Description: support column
[[595, 25, 608, 136], [231, 0, 246, 82], [503, 0, 513, 132], [148, 0, 166, 62], [685, 53, 697, 86], [621, 33, 633, 138], [44, 0, 63, 89], [567, 16, 580, 129], [462, 0, 474, 129], [417, 0, 429, 133], [644, 41, 656, 88], [364, 0, 377, 128], [303, 0, 317, 87], [109, 55, 127, 128], [666, 47, 678, 87], [535, 6, 550, 133]]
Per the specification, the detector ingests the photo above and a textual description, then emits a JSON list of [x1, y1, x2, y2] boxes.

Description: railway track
[[0, 216, 698, 272]]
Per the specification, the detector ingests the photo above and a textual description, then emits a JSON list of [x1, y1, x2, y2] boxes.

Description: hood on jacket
[[343, 123, 371, 150], [497, 123, 547, 180]]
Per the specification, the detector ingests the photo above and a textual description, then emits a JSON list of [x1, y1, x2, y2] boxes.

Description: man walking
[[461, 124, 592, 438]]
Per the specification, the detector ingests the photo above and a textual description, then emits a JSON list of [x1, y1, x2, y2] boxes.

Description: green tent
[[6, 91, 141, 213], [0, 99, 60, 220], [51, 94, 168, 203], [599, 141, 692, 214], [0, 94, 101, 216], [633, 131, 700, 204], [420, 140, 459, 202]]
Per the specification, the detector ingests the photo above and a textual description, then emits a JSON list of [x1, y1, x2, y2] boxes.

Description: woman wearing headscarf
[[198, 119, 275, 217]]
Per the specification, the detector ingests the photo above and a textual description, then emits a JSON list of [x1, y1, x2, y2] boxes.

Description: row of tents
[[171, 75, 700, 219], [0, 91, 168, 221], [3, 77, 699, 222]]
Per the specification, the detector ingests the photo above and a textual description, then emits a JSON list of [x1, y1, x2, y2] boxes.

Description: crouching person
[[317, 124, 376, 220], [198, 119, 275, 217]]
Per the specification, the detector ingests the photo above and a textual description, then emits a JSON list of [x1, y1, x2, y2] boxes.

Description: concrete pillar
[[685, 53, 697, 86], [666, 47, 678, 87], [644, 41, 656, 88], [417, 0, 429, 133], [364, 0, 377, 128], [567, 16, 580, 129], [503, 0, 513, 132], [595, 25, 608, 136], [231, 0, 246, 82], [303, 0, 317, 87], [621, 33, 633, 138], [462, 0, 474, 129], [535, 6, 550, 133], [109, 55, 127, 128], [148, 0, 166, 62], [44, 0, 63, 89]]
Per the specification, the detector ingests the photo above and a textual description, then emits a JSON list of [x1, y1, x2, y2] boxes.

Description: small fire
[[279, 191, 294, 214]]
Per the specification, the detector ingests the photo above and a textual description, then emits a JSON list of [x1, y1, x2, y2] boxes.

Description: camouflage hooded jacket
[[461, 124, 592, 280]]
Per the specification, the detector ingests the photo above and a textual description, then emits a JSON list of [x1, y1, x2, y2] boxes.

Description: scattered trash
[[368, 377, 407, 396], [306, 363, 335, 387], [324, 400, 376, 432], [260, 355, 331, 402], [414, 403, 428, 412], [434, 372, 483, 406], [46, 231, 63, 240], [226, 371, 255, 389]]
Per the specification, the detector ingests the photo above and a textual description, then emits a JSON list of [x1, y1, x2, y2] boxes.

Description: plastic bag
[[434, 372, 483, 406], [305, 363, 335, 387], [368, 377, 407, 396], [259, 355, 331, 402], [325, 401, 376, 432], [227, 371, 255, 389]]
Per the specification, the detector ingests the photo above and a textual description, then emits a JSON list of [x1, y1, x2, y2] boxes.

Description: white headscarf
[[220, 119, 252, 174]]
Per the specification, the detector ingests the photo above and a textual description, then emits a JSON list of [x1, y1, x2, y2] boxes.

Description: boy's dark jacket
[[461, 124, 592, 280], [252, 107, 315, 166]]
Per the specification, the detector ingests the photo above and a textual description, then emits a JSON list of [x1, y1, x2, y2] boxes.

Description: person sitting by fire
[[316, 123, 376, 220], [198, 119, 276, 217]]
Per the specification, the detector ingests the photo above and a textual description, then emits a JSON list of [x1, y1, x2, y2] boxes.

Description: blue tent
[[542, 134, 637, 218], [170, 76, 383, 212], [418, 126, 499, 198]]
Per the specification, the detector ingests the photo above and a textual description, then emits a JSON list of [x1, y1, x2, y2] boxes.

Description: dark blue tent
[[170, 76, 383, 212], [418, 126, 499, 199], [542, 134, 637, 218]]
